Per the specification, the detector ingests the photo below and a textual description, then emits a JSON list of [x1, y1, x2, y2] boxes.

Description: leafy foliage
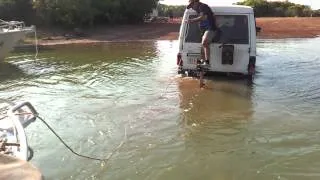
[[157, 4, 186, 17], [0, 0, 34, 23], [237, 0, 319, 17], [0, 0, 158, 28], [1, 0, 318, 28]]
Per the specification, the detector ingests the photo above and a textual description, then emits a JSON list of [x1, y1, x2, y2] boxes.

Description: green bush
[[0, 0, 35, 24], [1, 0, 159, 28], [236, 0, 318, 17], [158, 4, 186, 17], [2, 0, 317, 28]]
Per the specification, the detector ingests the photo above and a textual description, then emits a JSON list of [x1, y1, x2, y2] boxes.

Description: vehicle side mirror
[[256, 26, 261, 33]]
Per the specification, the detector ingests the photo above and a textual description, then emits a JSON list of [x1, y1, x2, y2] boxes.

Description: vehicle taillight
[[177, 53, 183, 66]]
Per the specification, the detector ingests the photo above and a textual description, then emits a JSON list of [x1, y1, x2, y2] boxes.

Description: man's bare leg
[[202, 39, 210, 65], [203, 42, 210, 62], [202, 30, 212, 65], [200, 46, 205, 61]]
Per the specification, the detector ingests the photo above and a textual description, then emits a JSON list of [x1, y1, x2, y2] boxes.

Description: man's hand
[[185, 19, 193, 24], [185, 14, 206, 24]]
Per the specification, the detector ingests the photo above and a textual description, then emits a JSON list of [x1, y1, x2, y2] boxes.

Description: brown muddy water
[[1, 38, 320, 180]]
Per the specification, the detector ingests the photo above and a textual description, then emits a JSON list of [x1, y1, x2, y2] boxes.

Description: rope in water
[[34, 27, 39, 59], [35, 74, 176, 161], [36, 115, 127, 162], [2, 25, 181, 162], [0, 110, 126, 162]]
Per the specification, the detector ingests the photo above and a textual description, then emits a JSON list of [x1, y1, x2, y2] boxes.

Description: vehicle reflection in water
[[165, 75, 256, 179], [178, 75, 254, 125]]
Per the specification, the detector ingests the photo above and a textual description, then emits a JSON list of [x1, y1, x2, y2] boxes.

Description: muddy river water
[[1, 37, 320, 180]]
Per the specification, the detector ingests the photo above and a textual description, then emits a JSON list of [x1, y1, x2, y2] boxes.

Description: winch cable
[[1, 24, 202, 161], [34, 26, 39, 60], [36, 115, 127, 162], [3, 71, 194, 162], [34, 75, 177, 162]]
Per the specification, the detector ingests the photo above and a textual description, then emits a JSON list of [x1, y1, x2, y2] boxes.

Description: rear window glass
[[185, 15, 249, 44]]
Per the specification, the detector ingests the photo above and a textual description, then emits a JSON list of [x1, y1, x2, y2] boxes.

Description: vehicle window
[[185, 15, 249, 44], [185, 15, 202, 43]]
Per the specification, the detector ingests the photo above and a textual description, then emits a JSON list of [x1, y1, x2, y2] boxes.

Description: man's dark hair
[[187, 0, 200, 9]]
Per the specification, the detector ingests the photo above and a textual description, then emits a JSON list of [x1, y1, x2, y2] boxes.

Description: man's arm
[[188, 12, 207, 23]]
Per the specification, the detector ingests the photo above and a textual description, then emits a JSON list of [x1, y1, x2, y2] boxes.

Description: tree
[[237, 0, 314, 17], [0, 0, 34, 24], [158, 4, 186, 17], [32, 0, 159, 27]]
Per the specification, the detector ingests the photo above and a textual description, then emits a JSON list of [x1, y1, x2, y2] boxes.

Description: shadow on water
[[13, 44, 54, 53], [34, 41, 159, 64], [3, 41, 159, 85], [0, 62, 26, 81]]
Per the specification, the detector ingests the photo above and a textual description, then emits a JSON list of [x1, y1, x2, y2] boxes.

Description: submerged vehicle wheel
[[248, 57, 256, 76], [248, 64, 255, 76]]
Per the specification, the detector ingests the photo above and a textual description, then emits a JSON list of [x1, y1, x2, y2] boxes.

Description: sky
[[160, 0, 320, 10]]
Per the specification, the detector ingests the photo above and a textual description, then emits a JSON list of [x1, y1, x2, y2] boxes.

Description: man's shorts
[[201, 30, 216, 45]]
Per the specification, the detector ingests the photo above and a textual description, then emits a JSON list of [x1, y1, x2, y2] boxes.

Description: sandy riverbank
[[24, 17, 320, 46]]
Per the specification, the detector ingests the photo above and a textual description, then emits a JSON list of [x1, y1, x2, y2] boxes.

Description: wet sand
[[256, 17, 320, 39], [25, 17, 320, 46]]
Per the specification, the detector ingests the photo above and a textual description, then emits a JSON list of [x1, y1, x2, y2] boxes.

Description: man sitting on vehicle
[[186, 0, 218, 66]]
